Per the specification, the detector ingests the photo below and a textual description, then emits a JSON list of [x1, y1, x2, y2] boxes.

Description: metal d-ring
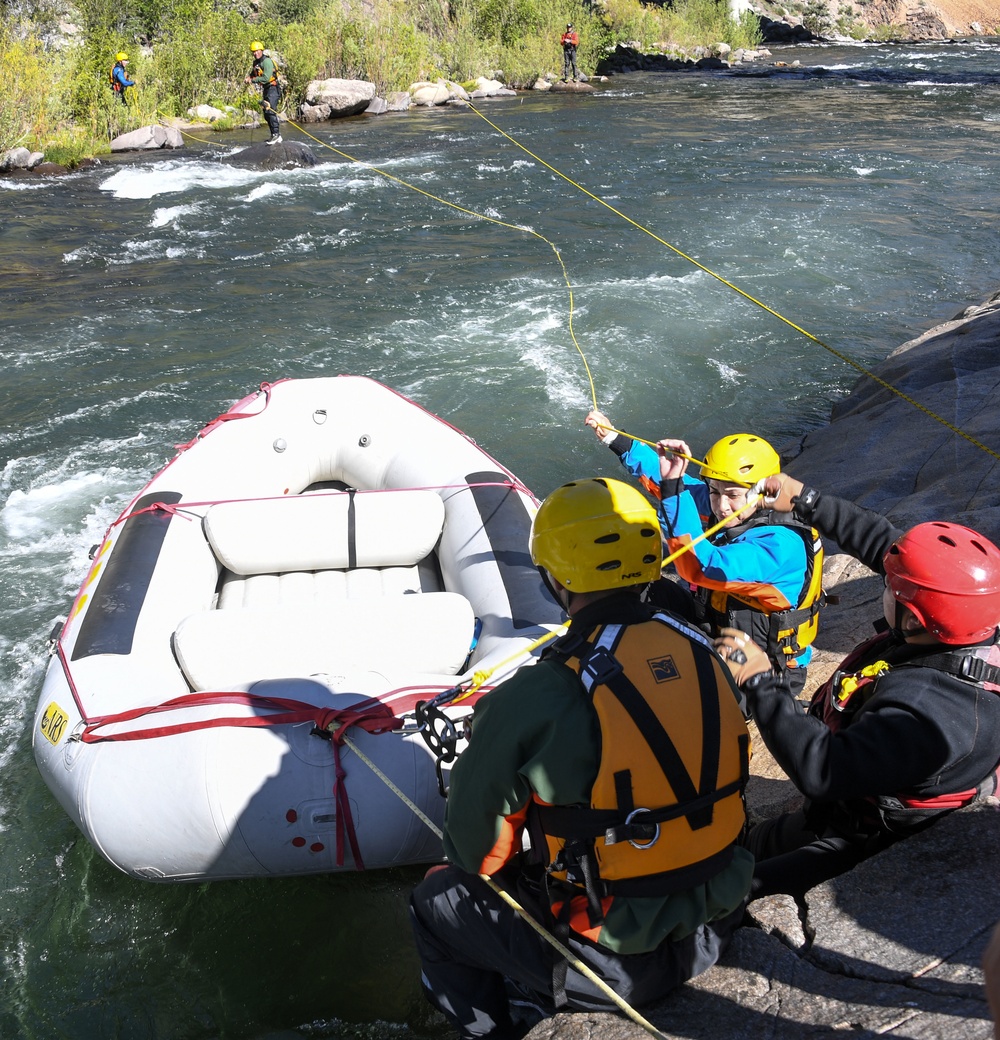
[[625, 807, 660, 849]]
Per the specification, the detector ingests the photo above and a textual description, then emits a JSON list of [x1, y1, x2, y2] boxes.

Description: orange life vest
[[530, 612, 749, 939]]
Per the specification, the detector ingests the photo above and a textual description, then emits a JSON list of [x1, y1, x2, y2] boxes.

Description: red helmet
[[883, 521, 1000, 644]]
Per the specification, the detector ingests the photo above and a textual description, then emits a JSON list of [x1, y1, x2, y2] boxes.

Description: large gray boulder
[[521, 795, 998, 1040], [782, 289, 1000, 544], [224, 139, 317, 169], [301, 77, 376, 120], [0, 146, 44, 171], [110, 125, 183, 151]]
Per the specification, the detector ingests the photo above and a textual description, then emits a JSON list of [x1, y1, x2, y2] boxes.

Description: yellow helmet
[[116, 51, 129, 61], [250, 41, 265, 51], [701, 433, 780, 486], [529, 478, 662, 592]]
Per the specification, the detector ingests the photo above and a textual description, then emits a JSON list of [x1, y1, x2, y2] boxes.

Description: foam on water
[[150, 202, 202, 228]]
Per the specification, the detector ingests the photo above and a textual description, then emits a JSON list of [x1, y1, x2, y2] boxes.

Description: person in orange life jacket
[[714, 472, 1000, 900], [409, 477, 752, 1040], [560, 23, 580, 81], [110, 52, 135, 106], [245, 41, 282, 145], [584, 410, 822, 694]]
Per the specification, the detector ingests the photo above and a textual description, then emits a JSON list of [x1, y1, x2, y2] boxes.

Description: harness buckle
[[581, 647, 622, 688], [625, 808, 660, 849]]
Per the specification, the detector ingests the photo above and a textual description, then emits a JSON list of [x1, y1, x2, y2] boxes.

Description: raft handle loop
[[47, 620, 65, 654]]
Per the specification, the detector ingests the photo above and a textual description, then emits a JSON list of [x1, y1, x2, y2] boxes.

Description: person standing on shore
[[245, 41, 282, 145], [110, 53, 135, 106], [560, 23, 580, 81]]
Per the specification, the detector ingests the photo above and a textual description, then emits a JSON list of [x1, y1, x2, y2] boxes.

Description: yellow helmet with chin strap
[[250, 41, 265, 51], [701, 433, 780, 486], [529, 478, 662, 592], [115, 51, 129, 61]]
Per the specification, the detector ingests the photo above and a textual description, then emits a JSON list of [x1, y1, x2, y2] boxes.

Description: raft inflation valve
[[358, 434, 371, 448], [272, 438, 287, 453], [313, 409, 327, 425]]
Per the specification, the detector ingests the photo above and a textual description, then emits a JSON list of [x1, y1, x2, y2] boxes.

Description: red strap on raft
[[174, 381, 274, 452], [315, 702, 404, 869]]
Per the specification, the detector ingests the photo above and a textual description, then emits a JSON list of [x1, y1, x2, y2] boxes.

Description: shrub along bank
[[1, 0, 763, 166]]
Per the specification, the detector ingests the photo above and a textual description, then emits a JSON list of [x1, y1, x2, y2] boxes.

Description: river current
[[3, 37, 1000, 1039]]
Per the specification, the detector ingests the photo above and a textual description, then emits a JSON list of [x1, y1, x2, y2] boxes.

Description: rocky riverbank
[[521, 289, 1000, 1040]]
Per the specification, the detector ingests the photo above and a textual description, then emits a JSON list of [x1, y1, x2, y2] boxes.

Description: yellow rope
[[465, 103, 1000, 464], [340, 733, 668, 1040], [455, 623, 568, 701], [285, 118, 600, 412], [164, 122, 228, 147]]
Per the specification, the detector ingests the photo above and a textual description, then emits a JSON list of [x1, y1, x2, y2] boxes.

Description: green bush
[[0, 29, 53, 154]]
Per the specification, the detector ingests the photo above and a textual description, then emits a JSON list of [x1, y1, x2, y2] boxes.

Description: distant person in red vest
[[561, 23, 580, 81]]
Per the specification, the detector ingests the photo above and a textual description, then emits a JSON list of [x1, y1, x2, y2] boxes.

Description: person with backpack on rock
[[409, 477, 752, 1040], [110, 52, 135, 106], [245, 41, 282, 145], [560, 23, 580, 81], [714, 472, 1000, 899]]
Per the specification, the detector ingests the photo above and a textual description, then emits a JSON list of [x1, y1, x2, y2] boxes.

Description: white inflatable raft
[[34, 376, 563, 882]]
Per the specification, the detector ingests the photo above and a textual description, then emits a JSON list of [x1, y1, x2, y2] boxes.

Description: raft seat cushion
[[173, 592, 476, 691], [216, 563, 438, 610], [203, 489, 446, 576]]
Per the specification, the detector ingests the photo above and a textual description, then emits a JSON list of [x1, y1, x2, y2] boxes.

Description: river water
[[3, 37, 1000, 1040]]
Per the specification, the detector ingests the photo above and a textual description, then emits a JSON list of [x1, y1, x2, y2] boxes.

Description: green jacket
[[443, 594, 753, 954], [250, 56, 278, 88]]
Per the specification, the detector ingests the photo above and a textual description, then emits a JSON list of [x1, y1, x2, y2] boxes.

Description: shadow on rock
[[224, 140, 318, 169]]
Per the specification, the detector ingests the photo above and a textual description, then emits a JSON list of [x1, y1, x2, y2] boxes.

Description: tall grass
[[3, 0, 772, 160]]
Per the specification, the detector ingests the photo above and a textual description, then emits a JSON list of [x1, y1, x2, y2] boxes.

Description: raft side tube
[[466, 470, 562, 631]]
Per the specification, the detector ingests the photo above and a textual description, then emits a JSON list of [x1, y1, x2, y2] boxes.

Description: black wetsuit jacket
[[744, 490, 1000, 837]]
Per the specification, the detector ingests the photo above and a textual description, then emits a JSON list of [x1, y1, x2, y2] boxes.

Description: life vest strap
[[537, 774, 746, 845], [770, 591, 827, 654], [909, 650, 1000, 688]]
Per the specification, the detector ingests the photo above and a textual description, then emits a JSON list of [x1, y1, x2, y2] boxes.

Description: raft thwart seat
[[174, 593, 477, 691], [203, 488, 446, 575]]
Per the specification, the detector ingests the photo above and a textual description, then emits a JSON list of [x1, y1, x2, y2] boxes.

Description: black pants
[[409, 865, 741, 1040], [746, 808, 898, 899], [261, 84, 281, 137], [563, 47, 578, 80]]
